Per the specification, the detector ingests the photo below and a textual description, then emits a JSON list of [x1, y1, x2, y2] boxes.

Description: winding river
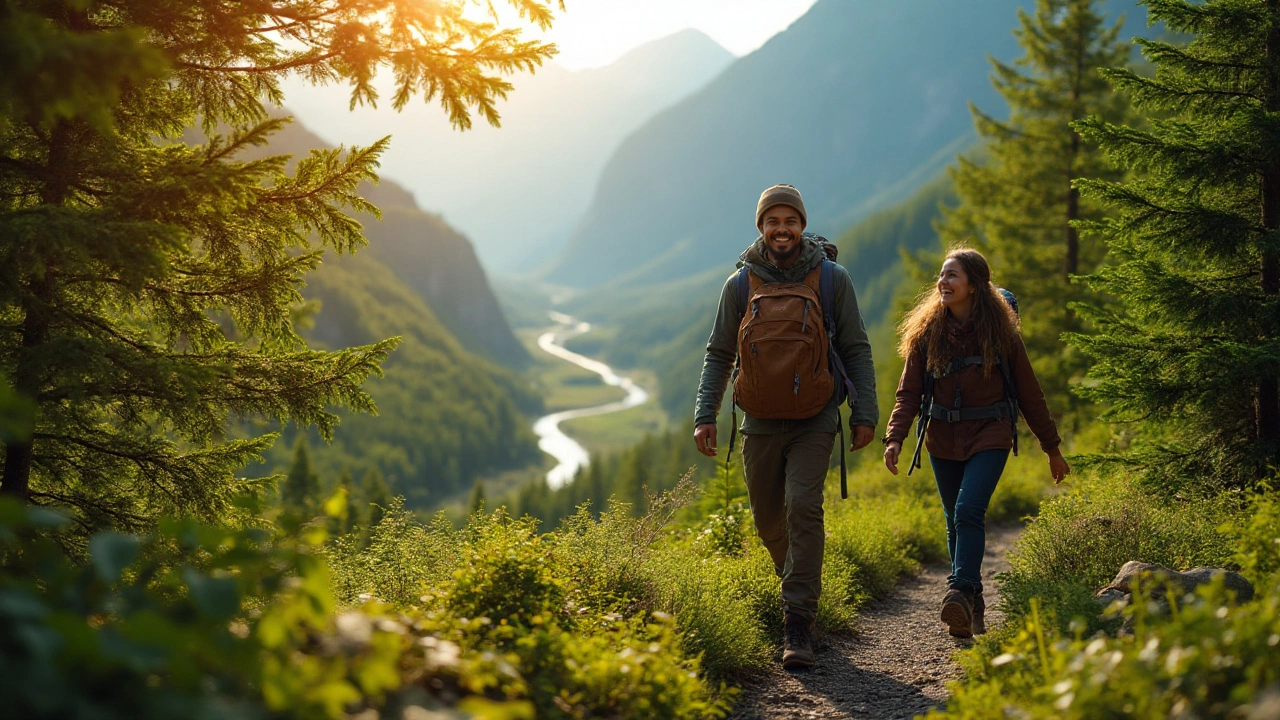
[[532, 311, 650, 489]]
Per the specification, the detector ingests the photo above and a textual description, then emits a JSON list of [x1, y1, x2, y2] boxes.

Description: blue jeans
[[929, 449, 1010, 594]]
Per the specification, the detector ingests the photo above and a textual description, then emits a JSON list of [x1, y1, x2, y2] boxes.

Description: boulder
[[1098, 561, 1255, 603]]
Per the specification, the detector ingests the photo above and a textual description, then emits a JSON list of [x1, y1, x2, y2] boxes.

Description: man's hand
[[883, 440, 901, 475], [849, 425, 875, 452], [694, 423, 718, 457]]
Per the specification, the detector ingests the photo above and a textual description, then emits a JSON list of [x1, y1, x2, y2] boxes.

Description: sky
[[510, 0, 818, 70]]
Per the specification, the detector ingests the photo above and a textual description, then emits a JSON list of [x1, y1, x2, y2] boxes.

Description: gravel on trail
[[728, 524, 1023, 720]]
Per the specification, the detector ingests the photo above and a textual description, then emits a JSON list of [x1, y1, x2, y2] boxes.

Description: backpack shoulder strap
[[819, 258, 858, 408], [819, 258, 836, 327], [736, 266, 750, 317]]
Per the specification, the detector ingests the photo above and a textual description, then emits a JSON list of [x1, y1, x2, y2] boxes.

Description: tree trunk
[[0, 121, 74, 501], [1065, 142, 1081, 278], [1259, 4, 1280, 472]]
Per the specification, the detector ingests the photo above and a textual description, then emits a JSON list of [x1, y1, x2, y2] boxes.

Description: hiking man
[[693, 184, 878, 669]]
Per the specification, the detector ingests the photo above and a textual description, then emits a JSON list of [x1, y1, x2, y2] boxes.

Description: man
[[693, 184, 877, 670]]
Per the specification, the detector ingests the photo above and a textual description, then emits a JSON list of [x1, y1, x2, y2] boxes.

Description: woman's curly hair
[[896, 247, 1020, 377]]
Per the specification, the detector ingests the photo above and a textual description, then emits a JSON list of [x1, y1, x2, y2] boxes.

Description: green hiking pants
[[741, 428, 835, 623]]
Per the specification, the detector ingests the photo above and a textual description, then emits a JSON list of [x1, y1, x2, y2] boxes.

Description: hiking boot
[[940, 588, 974, 639], [781, 615, 816, 670], [972, 592, 987, 636]]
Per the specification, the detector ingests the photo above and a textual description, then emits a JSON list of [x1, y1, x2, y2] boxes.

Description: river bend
[[532, 312, 649, 489]]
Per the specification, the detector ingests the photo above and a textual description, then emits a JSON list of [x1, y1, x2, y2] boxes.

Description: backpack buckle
[[946, 409, 961, 423]]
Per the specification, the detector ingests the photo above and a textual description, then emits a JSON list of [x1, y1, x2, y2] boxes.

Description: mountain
[[281, 29, 735, 272], [296, 252, 543, 506], [211, 116, 545, 502], [254, 116, 532, 368], [542, 0, 1149, 289]]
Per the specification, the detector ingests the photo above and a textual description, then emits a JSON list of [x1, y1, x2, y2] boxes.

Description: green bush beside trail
[[330, 468, 948, 684], [932, 577, 1280, 719], [932, 479, 1280, 719]]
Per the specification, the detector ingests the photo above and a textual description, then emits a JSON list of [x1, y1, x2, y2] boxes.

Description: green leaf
[[0, 589, 49, 621], [88, 532, 139, 583], [182, 567, 240, 621]]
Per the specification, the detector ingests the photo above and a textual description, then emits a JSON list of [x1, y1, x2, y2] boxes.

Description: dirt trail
[[729, 524, 1023, 720]]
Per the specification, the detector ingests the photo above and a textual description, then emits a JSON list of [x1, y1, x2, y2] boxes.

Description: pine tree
[[614, 437, 653, 517], [362, 466, 393, 529], [330, 467, 364, 535], [1069, 0, 1280, 490], [938, 0, 1133, 423], [281, 435, 321, 516], [0, 0, 562, 530], [468, 480, 486, 515]]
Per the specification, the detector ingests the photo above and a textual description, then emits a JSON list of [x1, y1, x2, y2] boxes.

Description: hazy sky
[[518, 0, 818, 70]]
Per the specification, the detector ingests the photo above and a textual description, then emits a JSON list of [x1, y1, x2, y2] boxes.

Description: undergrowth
[[933, 473, 1280, 719]]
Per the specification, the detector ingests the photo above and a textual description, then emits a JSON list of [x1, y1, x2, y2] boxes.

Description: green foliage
[[1223, 491, 1280, 588], [330, 466, 944, 704], [444, 513, 565, 628], [938, 0, 1134, 428], [1000, 474, 1238, 635], [468, 480, 487, 515], [363, 466, 393, 529], [329, 489, 733, 718], [327, 498, 460, 607], [1068, 0, 1280, 491], [282, 435, 321, 516], [0, 497, 408, 719], [932, 581, 1280, 719], [293, 253, 542, 504], [0, 0, 563, 529], [329, 468, 364, 537]]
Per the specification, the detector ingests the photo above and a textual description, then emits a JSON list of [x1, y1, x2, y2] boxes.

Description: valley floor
[[729, 524, 1022, 720]]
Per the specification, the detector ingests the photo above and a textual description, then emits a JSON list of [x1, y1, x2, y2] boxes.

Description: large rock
[[1099, 561, 1255, 603]]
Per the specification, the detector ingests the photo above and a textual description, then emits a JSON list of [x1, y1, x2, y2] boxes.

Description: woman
[[883, 248, 1069, 638]]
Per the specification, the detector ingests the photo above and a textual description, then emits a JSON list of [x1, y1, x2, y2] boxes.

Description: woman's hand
[[884, 440, 902, 475], [1048, 448, 1071, 484]]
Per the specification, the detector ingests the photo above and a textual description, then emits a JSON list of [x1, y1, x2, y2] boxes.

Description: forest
[[2, 0, 1279, 718]]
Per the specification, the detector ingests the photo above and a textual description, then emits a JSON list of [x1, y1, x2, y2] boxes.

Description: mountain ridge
[[282, 29, 736, 271], [542, 0, 1149, 289]]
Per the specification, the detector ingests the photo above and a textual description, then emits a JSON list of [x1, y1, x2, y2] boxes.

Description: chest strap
[[927, 402, 1015, 424]]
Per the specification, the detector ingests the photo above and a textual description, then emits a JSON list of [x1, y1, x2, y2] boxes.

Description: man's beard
[[767, 232, 800, 263]]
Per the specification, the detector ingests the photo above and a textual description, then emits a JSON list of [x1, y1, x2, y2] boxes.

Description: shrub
[[999, 474, 1238, 633], [444, 512, 565, 629], [325, 483, 736, 717], [327, 498, 461, 606], [1224, 491, 1280, 588], [932, 580, 1280, 719], [0, 497, 406, 720]]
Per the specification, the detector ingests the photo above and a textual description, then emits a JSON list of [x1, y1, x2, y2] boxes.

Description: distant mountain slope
[[207, 116, 545, 502], [834, 172, 958, 327], [262, 117, 532, 368], [543, 0, 1148, 289], [299, 253, 542, 506], [282, 29, 735, 271]]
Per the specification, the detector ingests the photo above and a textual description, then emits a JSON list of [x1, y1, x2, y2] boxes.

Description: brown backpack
[[732, 266, 834, 420]]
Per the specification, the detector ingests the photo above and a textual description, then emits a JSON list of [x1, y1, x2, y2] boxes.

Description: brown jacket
[[885, 321, 1060, 461]]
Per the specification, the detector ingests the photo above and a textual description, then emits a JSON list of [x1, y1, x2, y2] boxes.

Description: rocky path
[[729, 524, 1023, 720]]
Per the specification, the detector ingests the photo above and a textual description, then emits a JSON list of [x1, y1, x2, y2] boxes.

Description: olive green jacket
[[694, 235, 878, 434]]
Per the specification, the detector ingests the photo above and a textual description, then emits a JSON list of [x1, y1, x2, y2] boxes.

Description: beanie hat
[[756, 184, 807, 229]]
